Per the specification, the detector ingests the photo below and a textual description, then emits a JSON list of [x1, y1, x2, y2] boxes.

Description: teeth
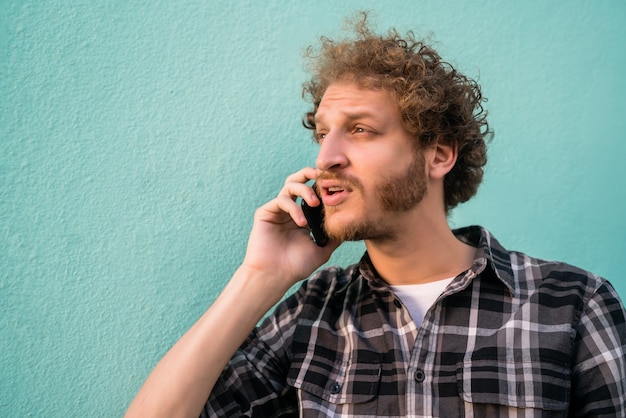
[[328, 186, 344, 194]]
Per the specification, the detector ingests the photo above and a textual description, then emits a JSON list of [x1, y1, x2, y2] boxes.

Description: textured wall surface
[[2, 1, 625, 416]]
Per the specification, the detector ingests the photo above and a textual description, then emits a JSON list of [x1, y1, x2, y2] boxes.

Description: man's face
[[314, 81, 428, 242]]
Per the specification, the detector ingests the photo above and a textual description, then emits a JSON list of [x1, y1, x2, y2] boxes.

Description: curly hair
[[302, 13, 491, 213]]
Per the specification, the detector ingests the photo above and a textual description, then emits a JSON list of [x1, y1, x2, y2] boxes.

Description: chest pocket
[[457, 357, 571, 412], [286, 350, 382, 404]]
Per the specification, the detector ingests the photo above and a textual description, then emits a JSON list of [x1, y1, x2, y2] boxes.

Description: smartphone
[[300, 183, 329, 247]]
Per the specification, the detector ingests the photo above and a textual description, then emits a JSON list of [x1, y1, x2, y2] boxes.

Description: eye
[[352, 125, 375, 136], [315, 132, 326, 143]]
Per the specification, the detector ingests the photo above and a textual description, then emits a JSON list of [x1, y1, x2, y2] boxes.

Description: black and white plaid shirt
[[202, 226, 626, 417]]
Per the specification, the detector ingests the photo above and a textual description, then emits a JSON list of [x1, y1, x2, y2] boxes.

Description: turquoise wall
[[2, 1, 625, 416]]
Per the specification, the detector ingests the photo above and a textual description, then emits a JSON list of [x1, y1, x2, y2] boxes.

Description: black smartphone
[[300, 183, 329, 247]]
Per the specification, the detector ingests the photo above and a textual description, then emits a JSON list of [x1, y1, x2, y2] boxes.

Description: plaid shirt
[[202, 226, 626, 417]]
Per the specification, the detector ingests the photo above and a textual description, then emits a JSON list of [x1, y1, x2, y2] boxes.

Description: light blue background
[[2, 1, 625, 416]]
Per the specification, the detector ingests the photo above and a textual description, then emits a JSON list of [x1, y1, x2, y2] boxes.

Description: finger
[[283, 167, 317, 185], [279, 183, 320, 207], [257, 194, 308, 227]]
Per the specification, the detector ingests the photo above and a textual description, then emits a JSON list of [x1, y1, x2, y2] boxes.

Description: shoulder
[[510, 250, 606, 293], [458, 225, 612, 300]]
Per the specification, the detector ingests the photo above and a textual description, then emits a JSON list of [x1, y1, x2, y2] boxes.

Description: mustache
[[316, 172, 363, 192]]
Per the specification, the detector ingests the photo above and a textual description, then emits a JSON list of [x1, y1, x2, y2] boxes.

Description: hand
[[241, 167, 340, 292], [124, 168, 341, 418]]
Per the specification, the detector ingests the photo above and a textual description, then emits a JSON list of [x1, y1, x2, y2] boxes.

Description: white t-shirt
[[390, 278, 454, 327]]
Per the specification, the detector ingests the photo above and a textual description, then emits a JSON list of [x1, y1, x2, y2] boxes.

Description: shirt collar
[[337, 225, 516, 294], [453, 225, 515, 293]]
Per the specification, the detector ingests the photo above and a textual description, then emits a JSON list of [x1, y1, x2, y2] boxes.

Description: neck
[[364, 207, 476, 286]]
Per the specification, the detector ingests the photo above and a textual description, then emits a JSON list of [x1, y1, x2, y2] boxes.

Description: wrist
[[227, 264, 293, 314]]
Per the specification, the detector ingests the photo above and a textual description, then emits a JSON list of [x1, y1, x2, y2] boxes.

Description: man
[[125, 15, 626, 417]]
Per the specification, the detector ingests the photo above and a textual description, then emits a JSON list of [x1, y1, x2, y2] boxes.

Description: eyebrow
[[314, 109, 381, 125]]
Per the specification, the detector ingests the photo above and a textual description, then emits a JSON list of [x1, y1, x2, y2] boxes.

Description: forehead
[[315, 81, 400, 123]]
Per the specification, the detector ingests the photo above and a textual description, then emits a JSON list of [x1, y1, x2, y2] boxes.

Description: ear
[[426, 142, 457, 180]]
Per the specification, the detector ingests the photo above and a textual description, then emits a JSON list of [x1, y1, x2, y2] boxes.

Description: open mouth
[[321, 184, 352, 206], [327, 186, 345, 195]]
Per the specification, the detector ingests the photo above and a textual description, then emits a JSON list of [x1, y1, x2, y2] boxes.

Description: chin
[[325, 211, 382, 242], [325, 209, 360, 231]]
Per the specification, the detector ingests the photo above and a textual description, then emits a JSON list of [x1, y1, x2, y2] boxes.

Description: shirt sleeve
[[570, 279, 626, 417], [199, 281, 310, 417]]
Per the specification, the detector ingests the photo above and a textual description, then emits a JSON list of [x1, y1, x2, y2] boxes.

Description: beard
[[322, 154, 427, 242]]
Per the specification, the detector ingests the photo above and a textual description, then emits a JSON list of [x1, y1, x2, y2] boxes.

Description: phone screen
[[300, 183, 329, 247]]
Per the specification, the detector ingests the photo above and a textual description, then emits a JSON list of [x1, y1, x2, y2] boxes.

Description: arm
[[571, 280, 626, 417], [124, 167, 339, 418]]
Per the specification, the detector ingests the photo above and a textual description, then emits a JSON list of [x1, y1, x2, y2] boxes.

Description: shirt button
[[414, 369, 425, 382], [393, 299, 402, 308], [329, 382, 342, 394]]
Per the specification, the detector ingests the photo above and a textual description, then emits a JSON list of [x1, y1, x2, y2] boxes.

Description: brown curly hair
[[302, 13, 491, 213]]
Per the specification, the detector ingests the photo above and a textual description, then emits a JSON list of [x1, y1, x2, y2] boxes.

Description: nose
[[315, 132, 349, 172]]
